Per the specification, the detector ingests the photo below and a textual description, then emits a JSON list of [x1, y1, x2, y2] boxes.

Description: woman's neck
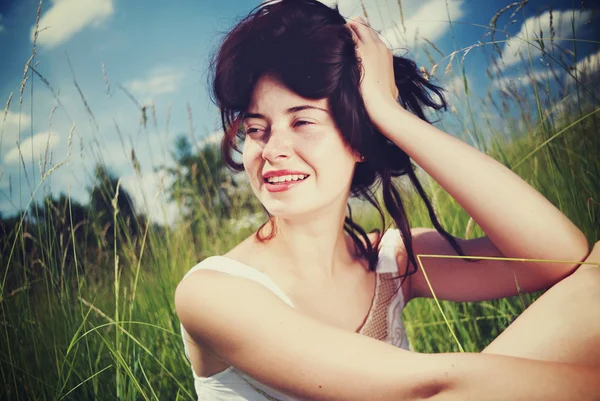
[[265, 205, 358, 281]]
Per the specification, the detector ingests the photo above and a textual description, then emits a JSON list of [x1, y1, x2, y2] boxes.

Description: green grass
[[1, 1, 599, 399]]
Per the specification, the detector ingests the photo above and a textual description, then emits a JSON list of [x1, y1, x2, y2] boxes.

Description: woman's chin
[[261, 198, 315, 219]]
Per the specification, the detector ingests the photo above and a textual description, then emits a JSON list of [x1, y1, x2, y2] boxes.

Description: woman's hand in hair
[[346, 16, 400, 122]]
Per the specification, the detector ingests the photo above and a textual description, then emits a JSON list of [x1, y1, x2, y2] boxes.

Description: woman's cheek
[[295, 131, 325, 157], [242, 140, 261, 164]]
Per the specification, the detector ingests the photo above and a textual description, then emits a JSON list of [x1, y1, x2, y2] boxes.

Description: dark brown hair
[[209, 0, 475, 284]]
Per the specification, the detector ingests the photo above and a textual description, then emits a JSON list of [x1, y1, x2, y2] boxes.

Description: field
[[1, 0, 599, 400]]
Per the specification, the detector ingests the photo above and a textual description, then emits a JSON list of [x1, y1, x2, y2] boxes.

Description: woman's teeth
[[266, 174, 308, 184]]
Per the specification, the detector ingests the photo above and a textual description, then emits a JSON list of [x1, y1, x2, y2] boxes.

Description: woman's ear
[[350, 147, 365, 163]]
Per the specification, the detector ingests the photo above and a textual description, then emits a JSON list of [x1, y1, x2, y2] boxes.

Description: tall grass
[[1, 1, 599, 399]]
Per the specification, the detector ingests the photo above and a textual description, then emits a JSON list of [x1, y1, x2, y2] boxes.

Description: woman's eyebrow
[[243, 105, 328, 120]]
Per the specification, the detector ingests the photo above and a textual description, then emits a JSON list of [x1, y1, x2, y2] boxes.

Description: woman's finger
[[348, 16, 376, 42], [346, 21, 361, 46], [350, 16, 380, 42]]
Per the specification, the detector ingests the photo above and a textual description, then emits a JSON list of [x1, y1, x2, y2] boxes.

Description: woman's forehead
[[248, 75, 329, 114]]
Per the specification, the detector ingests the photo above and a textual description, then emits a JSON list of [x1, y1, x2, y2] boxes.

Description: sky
[[0, 0, 598, 226]]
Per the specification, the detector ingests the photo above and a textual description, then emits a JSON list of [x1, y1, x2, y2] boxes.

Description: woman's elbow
[[571, 232, 591, 271], [550, 229, 590, 273]]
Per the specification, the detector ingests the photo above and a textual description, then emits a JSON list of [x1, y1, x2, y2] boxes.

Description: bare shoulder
[[174, 267, 273, 346]]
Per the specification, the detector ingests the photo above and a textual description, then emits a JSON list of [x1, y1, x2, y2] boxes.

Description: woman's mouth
[[263, 174, 309, 193]]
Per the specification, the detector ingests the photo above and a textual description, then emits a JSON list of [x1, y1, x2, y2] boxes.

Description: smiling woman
[[175, 1, 600, 400]]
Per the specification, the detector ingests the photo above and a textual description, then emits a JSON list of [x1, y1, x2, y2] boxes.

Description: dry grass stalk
[[2, 92, 12, 124], [28, 64, 59, 99], [40, 133, 53, 177], [187, 102, 200, 152], [165, 105, 172, 137], [20, 0, 42, 106], [359, 0, 370, 25], [445, 51, 457, 75], [67, 54, 99, 131], [38, 153, 43, 182], [549, 6, 555, 51], [40, 159, 66, 182], [111, 178, 122, 240], [16, 142, 32, 189], [488, 1, 528, 57], [141, 105, 148, 128], [151, 103, 157, 128], [79, 297, 115, 324], [47, 105, 57, 129], [19, 75, 29, 107], [131, 148, 140, 174], [430, 63, 439, 79], [464, 217, 474, 239], [422, 38, 444, 57], [118, 83, 142, 109], [460, 43, 481, 65], [396, 0, 407, 36], [67, 124, 74, 166], [101, 63, 111, 97]]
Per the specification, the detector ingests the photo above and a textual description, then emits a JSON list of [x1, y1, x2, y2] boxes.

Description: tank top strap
[[183, 256, 295, 308], [376, 228, 402, 274]]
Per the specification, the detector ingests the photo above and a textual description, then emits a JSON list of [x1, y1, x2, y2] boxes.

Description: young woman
[[175, 1, 600, 400]]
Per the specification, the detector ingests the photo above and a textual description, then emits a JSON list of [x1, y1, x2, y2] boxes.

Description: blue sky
[[0, 0, 598, 225]]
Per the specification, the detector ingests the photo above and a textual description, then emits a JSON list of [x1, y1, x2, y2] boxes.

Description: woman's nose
[[261, 128, 292, 162]]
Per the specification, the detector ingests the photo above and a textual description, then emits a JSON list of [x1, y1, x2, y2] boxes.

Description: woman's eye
[[245, 121, 311, 136], [245, 127, 263, 135]]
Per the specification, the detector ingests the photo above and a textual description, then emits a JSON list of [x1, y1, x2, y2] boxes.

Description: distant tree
[[20, 194, 92, 282], [33, 194, 88, 231], [161, 136, 232, 229], [171, 136, 228, 208], [88, 164, 140, 248]]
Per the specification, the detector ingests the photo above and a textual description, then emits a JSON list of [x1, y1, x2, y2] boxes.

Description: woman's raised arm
[[348, 15, 589, 277], [175, 268, 600, 401]]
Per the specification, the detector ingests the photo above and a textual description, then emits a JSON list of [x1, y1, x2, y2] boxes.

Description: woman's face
[[242, 74, 360, 218]]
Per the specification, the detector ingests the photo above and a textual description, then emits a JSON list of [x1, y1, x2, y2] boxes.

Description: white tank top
[[179, 228, 411, 401]]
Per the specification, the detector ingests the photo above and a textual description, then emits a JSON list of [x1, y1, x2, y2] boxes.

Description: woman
[[175, 1, 600, 400]]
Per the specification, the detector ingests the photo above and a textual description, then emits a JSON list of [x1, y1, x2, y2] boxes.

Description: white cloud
[[381, 0, 465, 50], [2, 111, 32, 144], [574, 50, 600, 76], [3, 132, 60, 165], [499, 9, 592, 69], [319, 0, 465, 49], [492, 49, 599, 90], [121, 171, 179, 226], [492, 68, 554, 90], [124, 67, 185, 103], [32, 0, 114, 49]]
